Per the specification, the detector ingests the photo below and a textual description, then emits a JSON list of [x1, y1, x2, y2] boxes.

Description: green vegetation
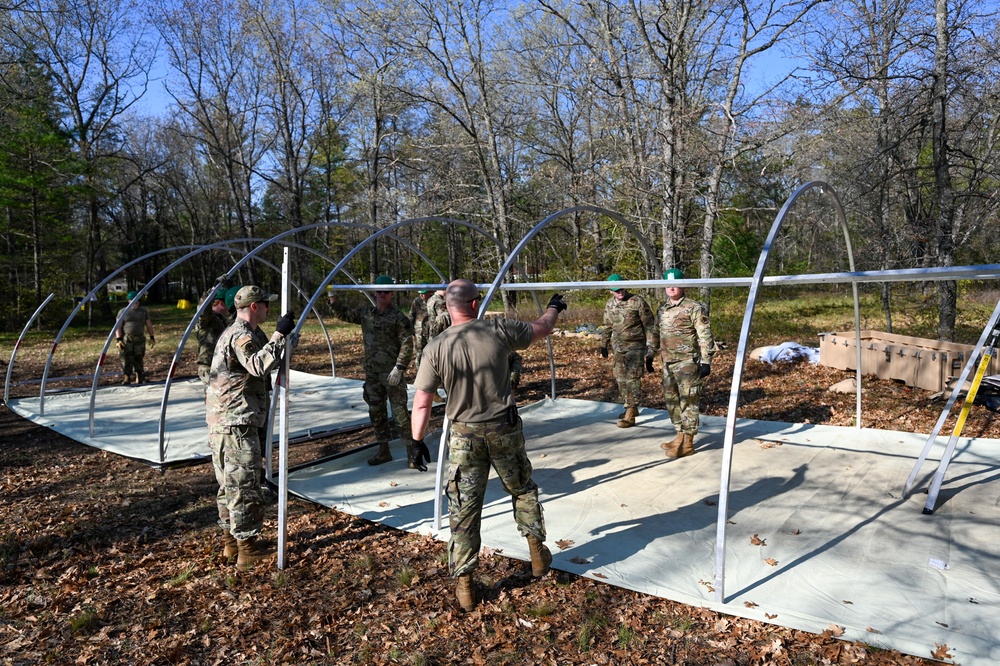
[[69, 608, 99, 635], [166, 563, 197, 586]]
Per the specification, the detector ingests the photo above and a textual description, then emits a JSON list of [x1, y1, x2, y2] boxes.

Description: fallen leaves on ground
[[0, 333, 971, 665]]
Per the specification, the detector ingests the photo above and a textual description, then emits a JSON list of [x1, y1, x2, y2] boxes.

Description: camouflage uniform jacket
[[116, 306, 150, 337], [332, 301, 414, 377], [195, 310, 229, 367], [601, 293, 657, 354], [206, 318, 286, 431], [425, 293, 450, 339], [653, 296, 715, 364]]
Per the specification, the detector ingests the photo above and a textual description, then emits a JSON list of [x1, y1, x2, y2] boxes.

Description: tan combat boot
[[367, 442, 392, 466], [526, 535, 552, 577], [235, 536, 272, 571], [661, 431, 684, 457], [121, 375, 133, 385], [616, 406, 639, 428], [455, 574, 476, 611], [223, 530, 237, 560], [679, 433, 696, 458]]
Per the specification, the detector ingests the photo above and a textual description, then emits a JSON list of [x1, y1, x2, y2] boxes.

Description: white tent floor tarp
[[288, 397, 999, 666], [7, 370, 403, 465]]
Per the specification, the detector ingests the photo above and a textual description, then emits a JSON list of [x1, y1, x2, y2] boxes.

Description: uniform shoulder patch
[[234, 333, 257, 350]]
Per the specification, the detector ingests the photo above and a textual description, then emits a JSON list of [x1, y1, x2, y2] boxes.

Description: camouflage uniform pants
[[662, 359, 703, 435], [364, 376, 411, 444], [447, 418, 545, 577], [613, 347, 645, 409], [211, 424, 265, 540], [119, 334, 146, 378], [413, 325, 427, 371]]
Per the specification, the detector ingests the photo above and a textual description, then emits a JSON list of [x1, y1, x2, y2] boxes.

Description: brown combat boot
[[367, 442, 392, 466], [455, 574, 476, 611], [223, 530, 237, 560], [526, 535, 552, 577], [616, 406, 639, 428], [679, 433, 696, 458], [121, 375, 133, 385], [661, 431, 684, 458], [235, 536, 272, 571]]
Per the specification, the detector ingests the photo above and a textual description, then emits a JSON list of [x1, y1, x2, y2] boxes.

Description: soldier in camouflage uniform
[[653, 268, 715, 458], [329, 275, 415, 467], [410, 279, 567, 612], [207, 285, 295, 570], [195, 289, 230, 385], [409, 287, 432, 370], [114, 291, 156, 384], [600, 274, 657, 428], [424, 289, 450, 340]]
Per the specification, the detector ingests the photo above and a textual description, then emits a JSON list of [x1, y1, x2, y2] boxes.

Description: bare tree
[[5, 0, 154, 315], [694, 0, 825, 308], [155, 0, 268, 281]]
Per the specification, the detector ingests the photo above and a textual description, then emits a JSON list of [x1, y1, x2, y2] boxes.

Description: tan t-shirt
[[414, 318, 533, 423]]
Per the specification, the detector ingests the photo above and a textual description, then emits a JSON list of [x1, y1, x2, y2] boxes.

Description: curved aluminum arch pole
[[4, 293, 55, 404], [713, 181, 860, 602], [157, 242, 339, 463], [281, 217, 519, 533], [39, 246, 201, 416], [87, 240, 260, 438], [432, 204, 665, 530]]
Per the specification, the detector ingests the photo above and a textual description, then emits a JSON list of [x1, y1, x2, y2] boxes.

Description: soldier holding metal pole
[[207, 285, 296, 570], [410, 279, 566, 612]]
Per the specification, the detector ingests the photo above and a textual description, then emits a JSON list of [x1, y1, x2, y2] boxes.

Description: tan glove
[[387, 365, 404, 387], [148, 336, 156, 349], [115, 339, 125, 351]]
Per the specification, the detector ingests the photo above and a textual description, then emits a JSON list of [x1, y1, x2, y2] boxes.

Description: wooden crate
[[817, 331, 996, 392]]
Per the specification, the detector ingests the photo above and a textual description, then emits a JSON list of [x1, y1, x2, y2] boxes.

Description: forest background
[[2, 0, 999, 339]]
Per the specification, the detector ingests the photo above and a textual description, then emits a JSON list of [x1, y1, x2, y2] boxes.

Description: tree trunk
[[932, 0, 956, 341]]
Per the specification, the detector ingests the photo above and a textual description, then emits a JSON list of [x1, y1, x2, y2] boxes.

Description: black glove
[[600, 346, 608, 358], [699, 363, 711, 378], [546, 293, 567, 313], [411, 439, 431, 472], [645, 356, 654, 373], [276, 311, 295, 336]]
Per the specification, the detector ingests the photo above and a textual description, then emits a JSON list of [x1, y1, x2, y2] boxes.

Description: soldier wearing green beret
[[653, 268, 715, 458], [600, 273, 657, 428], [329, 275, 416, 467]]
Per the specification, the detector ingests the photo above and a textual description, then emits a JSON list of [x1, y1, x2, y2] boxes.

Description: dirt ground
[[3, 330, 992, 665]]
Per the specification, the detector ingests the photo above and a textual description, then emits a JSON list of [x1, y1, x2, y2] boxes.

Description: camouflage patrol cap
[[225, 286, 242, 310], [663, 268, 684, 281], [374, 275, 394, 286], [127, 290, 138, 300], [234, 285, 278, 308], [607, 273, 623, 292]]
